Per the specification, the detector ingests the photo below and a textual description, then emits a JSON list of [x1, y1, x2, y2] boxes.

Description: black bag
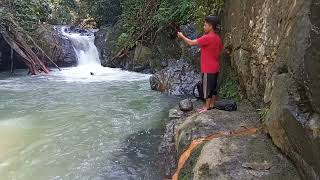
[[193, 81, 205, 101], [214, 100, 237, 111], [193, 81, 238, 111]]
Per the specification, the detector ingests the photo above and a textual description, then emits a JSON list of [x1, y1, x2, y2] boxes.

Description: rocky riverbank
[[159, 100, 301, 179]]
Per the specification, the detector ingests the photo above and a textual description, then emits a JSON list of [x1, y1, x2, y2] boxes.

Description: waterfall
[[53, 26, 149, 82], [61, 27, 101, 66]]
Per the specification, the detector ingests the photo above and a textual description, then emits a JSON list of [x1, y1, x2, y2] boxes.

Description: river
[[0, 28, 177, 180]]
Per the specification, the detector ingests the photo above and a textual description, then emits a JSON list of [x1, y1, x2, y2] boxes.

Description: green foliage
[[117, 0, 157, 48], [155, 0, 195, 26], [257, 107, 270, 121], [194, 0, 224, 30], [116, 32, 131, 48], [10, 0, 50, 30], [179, 143, 206, 180], [115, 0, 225, 50], [219, 76, 241, 101], [49, 0, 78, 24], [6, 0, 79, 30], [78, 0, 121, 26]]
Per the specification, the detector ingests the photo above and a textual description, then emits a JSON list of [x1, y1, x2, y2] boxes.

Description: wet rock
[[67, 26, 91, 34], [32, 25, 77, 67], [169, 108, 184, 119], [133, 45, 152, 67], [149, 59, 200, 96], [179, 99, 193, 112], [94, 25, 114, 67], [159, 118, 179, 177], [113, 44, 154, 73]]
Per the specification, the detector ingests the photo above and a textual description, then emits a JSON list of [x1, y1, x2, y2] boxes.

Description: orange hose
[[172, 128, 258, 180]]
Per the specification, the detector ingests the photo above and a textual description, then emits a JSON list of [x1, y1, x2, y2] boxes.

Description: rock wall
[[222, 0, 320, 179]]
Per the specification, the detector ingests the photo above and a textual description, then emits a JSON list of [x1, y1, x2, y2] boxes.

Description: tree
[[79, 0, 121, 26]]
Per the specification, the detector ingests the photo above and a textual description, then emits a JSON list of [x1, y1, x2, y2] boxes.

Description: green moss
[[179, 142, 206, 180], [198, 163, 210, 178]]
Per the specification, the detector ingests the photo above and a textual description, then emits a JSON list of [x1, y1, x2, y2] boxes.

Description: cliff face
[[222, 0, 320, 179]]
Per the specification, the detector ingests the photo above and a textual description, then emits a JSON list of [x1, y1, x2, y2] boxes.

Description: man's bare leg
[[204, 98, 212, 109], [210, 95, 217, 109]]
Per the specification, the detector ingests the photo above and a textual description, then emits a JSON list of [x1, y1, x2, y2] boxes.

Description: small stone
[[169, 108, 184, 119], [179, 99, 193, 112]]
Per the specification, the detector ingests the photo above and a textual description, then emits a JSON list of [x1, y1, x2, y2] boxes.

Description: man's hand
[[177, 32, 198, 46], [177, 32, 184, 39]]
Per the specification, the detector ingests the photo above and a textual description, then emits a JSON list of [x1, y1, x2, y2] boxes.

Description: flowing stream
[[0, 28, 177, 180]]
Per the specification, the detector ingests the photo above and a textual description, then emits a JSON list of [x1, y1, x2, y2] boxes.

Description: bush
[[219, 76, 241, 101]]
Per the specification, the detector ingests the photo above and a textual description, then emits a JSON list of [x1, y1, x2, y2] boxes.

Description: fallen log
[[0, 14, 51, 75]]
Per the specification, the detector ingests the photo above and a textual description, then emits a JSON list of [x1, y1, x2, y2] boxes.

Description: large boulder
[[159, 102, 301, 179], [190, 134, 300, 180], [132, 44, 153, 72], [94, 25, 114, 66], [222, 0, 320, 179], [149, 60, 200, 96], [33, 24, 77, 67], [265, 74, 320, 180]]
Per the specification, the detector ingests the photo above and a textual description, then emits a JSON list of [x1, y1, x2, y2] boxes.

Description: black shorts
[[202, 73, 219, 99]]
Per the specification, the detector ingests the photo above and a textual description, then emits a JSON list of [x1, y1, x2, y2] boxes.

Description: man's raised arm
[[177, 32, 198, 46]]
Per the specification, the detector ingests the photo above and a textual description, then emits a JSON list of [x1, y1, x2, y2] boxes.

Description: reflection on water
[[0, 67, 177, 180]]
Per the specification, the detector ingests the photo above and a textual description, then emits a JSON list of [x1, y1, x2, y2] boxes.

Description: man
[[177, 16, 223, 113]]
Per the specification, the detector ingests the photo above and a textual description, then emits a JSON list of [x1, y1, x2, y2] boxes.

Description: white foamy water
[[61, 27, 101, 66], [51, 66, 150, 83]]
